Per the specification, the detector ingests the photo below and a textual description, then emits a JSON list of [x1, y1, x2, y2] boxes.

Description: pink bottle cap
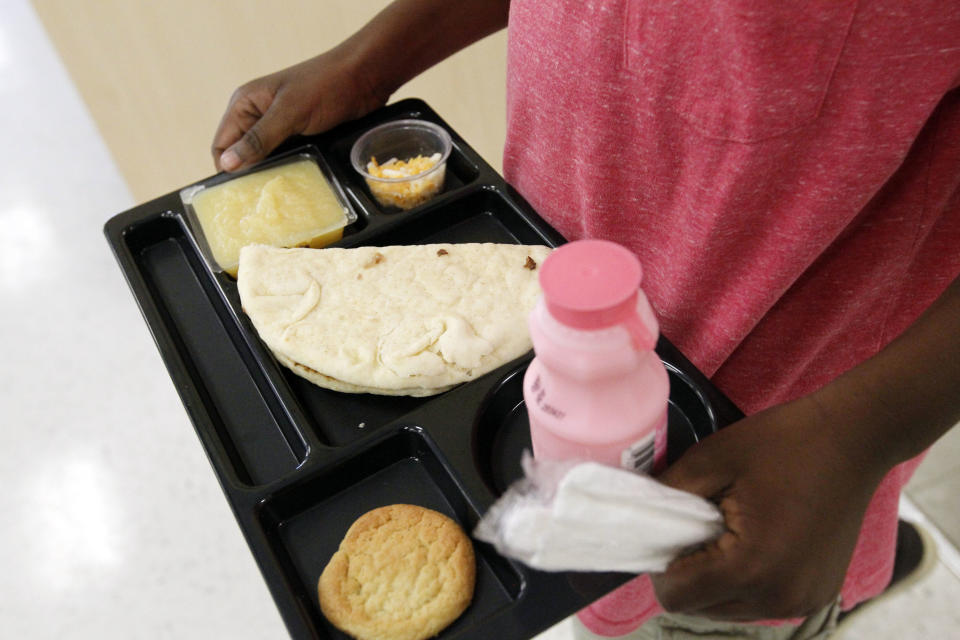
[[539, 239, 657, 350]]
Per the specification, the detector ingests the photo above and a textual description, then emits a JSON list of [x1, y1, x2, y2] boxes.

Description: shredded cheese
[[365, 153, 445, 210]]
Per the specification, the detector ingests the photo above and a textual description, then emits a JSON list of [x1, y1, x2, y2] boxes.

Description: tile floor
[[2, 1, 957, 638], [906, 428, 960, 551]]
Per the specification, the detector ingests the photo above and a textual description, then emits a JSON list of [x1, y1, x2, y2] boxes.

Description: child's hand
[[212, 51, 386, 172], [650, 396, 887, 621]]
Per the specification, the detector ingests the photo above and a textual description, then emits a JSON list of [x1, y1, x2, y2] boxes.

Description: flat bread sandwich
[[237, 243, 551, 396]]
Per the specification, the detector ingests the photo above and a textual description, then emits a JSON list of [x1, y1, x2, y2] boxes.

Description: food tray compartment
[[104, 98, 743, 640], [474, 357, 718, 496], [325, 114, 481, 217], [122, 213, 310, 487], [256, 427, 521, 640], [348, 186, 558, 247]]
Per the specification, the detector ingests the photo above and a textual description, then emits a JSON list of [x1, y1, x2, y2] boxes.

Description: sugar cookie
[[318, 504, 475, 640]]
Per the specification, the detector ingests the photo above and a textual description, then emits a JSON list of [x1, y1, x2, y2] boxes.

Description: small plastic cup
[[350, 119, 452, 210], [180, 153, 356, 277]]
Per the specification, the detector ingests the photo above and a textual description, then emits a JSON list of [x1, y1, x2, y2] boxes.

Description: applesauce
[[184, 156, 354, 276]]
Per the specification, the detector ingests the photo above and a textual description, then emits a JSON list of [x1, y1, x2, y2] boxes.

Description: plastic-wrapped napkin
[[474, 453, 724, 573]]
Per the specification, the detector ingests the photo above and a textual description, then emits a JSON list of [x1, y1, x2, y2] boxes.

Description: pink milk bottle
[[523, 239, 670, 474]]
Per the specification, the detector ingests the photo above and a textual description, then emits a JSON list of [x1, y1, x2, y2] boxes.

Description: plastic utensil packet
[[474, 453, 725, 573]]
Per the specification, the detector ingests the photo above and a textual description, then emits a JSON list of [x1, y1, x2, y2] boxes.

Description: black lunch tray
[[104, 99, 743, 640]]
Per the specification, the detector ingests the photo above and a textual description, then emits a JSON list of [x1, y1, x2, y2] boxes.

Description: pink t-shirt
[[503, 0, 960, 635]]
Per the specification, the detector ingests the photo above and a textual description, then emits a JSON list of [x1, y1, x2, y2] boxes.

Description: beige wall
[[32, 0, 507, 203]]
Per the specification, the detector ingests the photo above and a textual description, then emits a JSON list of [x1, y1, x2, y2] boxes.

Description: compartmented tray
[[104, 99, 743, 640]]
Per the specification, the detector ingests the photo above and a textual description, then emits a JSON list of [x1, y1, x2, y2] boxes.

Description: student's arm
[[652, 274, 960, 621], [212, 0, 511, 171]]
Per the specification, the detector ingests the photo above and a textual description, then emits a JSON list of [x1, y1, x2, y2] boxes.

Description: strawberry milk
[[524, 240, 669, 473]]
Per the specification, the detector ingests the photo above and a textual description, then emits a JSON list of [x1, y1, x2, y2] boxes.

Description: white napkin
[[473, 453, 724, 573]]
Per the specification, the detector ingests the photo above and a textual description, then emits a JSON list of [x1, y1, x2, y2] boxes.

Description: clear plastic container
[[350, 119, 452, 211], [180, 152, 356, 277]]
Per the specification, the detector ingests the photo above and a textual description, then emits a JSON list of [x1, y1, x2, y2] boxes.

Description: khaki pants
[[571, 599, 842, 640]]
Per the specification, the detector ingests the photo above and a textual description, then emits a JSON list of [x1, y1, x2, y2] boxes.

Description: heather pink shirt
[[503, 0, 960, 635]]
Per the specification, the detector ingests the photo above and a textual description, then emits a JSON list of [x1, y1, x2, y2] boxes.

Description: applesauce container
[[523, 239, 670, 474]]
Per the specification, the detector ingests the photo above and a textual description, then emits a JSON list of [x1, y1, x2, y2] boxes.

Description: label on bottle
[[529, 374, 566, 420], [621, 433, 656, 474]]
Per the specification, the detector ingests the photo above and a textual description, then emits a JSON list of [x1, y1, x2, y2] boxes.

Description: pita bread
[[237, 243, 551, 396]]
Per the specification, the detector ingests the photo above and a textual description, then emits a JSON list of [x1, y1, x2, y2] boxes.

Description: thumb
[[651, 528, 740, 614], [218, 100, 296, 172], [651, 432, 743, 613]]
